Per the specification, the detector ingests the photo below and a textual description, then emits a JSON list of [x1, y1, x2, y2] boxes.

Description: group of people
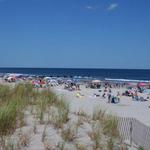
[[64, 82, 80, 91], [131, 91, 150, 102], [102, 89, 121, 104]]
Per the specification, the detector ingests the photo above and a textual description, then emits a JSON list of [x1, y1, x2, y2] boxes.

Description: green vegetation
[[103, 115, 119, 138], [0, 83, 121, 149], [0, 85, 11, 104], [48, 99, 70, 129], [62, 124, 78, 142], [90, 121, 103, 149], [138, 146, 144, 150], [0, 83, 59, 148], [0, 102, 17, 136], [93, 108, 119, 138]]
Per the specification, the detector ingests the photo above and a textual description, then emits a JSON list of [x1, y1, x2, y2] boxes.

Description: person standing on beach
[[102, 93, 106, 99], [108, 89, 112, 103], [108, 93, 111, 103], [117, 91, 121, 103]]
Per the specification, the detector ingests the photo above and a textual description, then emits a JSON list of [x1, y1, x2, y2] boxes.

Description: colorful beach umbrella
[[138, 83, 148, 87], [40, 81, 46, 85], [92, 80, 101, 83], [143, 89, 150, 94]]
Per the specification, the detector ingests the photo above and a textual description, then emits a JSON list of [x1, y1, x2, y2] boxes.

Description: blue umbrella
[[143, 89, 150, 94]]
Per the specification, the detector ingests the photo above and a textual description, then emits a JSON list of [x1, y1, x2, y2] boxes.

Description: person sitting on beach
[[104, 89, 107, 92], [133, 92, 139, 101], [102, 93, 106, 98], [111, 96, 116, 103], [131, 93, 134, 100], [76, 92, 84, 98], [93, 93, 100, 97], [76, 84, 80, 90]]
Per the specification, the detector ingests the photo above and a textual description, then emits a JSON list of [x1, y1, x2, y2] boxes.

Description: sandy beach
[[1, 77, 150, 149], [54, 85, 150, 126]]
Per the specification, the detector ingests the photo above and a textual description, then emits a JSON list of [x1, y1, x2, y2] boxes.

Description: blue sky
[[0, 0, 150, 69]]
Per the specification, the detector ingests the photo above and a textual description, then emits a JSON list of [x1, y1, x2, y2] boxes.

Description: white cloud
[[85, 6, 95, 10], [107, 3, 118, 11]]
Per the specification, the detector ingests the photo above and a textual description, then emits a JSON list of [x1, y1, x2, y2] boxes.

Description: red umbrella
[[40, 81, 46, 85], [138, 83, 148, 87]]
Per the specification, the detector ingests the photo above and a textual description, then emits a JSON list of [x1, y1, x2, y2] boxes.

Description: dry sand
[[0, 81, 141, 150], [54, 85, 150, 126]]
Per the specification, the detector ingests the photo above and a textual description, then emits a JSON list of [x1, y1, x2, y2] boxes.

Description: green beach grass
[[0, 83, 121, 150]]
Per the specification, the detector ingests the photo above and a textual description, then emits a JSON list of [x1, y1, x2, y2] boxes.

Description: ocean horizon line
[[0, 67, 150, 70]]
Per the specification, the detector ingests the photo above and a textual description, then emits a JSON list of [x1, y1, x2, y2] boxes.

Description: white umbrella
[[92, 80, 101, 83]]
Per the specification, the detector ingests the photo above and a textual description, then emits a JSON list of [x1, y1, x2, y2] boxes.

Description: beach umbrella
[[28, 76, 33, 80], [66, 79, 72, 83], [44, 77, 51, 81], [92, 80, 101, 83], [143, 89, 150, 94], [32, 81, 38, 85], [40, 80, 46, 85], [138, 83, 148, 87]]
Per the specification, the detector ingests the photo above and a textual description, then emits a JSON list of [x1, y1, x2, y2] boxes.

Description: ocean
[[0, 68, 150, 81], [0, 68, 150, 82]]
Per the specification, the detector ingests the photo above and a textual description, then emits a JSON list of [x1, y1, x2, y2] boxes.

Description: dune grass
[[49, 100, 70, 129], [0, 83, 121, 149], [103, 115, 119, 138], [92, 108, 106, 123], [92, 108, 120, 149], [93, 108, 119, 138], [0, 85, 11, 105], [62, 124, 78, 142], [90, 121, 103, 149], [0, 102, 17, 136], [0, 84, 58, 147]]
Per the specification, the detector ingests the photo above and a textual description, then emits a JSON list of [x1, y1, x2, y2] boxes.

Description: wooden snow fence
[[116, 116, 150, 150]]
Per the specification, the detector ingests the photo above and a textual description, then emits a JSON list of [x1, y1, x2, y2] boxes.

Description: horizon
[[0, 0, 150, 69], [0, 67, 150, 70]]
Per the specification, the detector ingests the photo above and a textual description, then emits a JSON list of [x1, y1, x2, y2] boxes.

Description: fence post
[[130, 121, 133, 147]]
